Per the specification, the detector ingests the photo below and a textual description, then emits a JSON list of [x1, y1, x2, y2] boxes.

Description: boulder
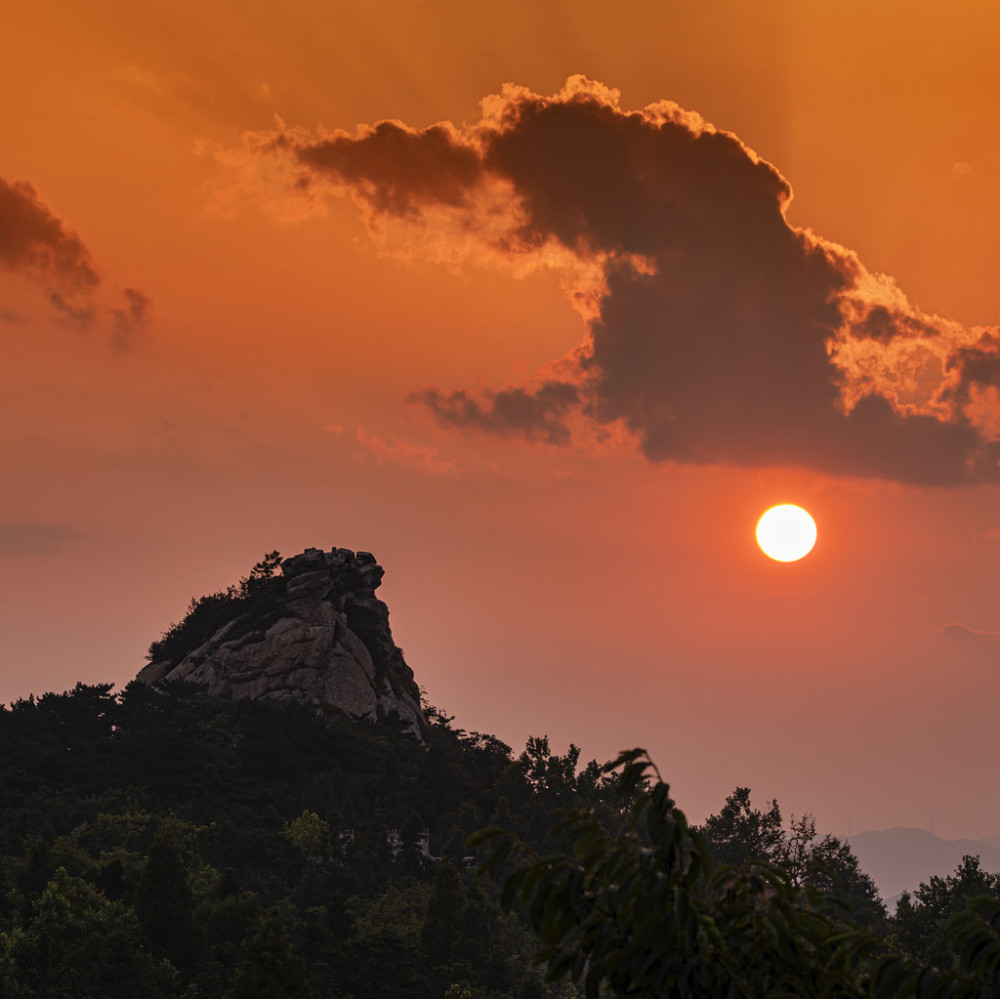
[[136, 547, 426, 737]]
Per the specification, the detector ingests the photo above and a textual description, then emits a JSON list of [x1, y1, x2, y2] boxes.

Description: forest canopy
[[0, 555, 996, 998], [0, 682, 998, 997]]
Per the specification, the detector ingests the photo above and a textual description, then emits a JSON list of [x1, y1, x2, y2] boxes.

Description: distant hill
[[981, 833, 1000, 850], [849, 827, 1000, 901]]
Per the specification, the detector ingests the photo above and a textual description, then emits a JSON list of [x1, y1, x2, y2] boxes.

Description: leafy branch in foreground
[[471, 749, 1000, 999]]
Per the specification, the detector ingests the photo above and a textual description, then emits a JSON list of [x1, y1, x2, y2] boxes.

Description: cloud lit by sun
[[214, 76, 1000, 486]]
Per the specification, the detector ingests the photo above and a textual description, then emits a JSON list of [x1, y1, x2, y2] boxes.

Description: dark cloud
[[297, 121, 482, 217], [0, 177, 99, 293], [243, 78, 1000, 484], [48, 290, 96, 326], [942, 623, 1000, 641], [111, 287, 152, 353], [0, 175, 151, 346], [412, 380, 580, 445], [0, 523, 84, 557]]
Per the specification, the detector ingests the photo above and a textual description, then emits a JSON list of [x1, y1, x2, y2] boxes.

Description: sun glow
[[756, 505, 817, 562]]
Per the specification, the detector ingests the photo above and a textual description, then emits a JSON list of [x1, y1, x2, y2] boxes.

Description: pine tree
[[135, 830, 203, 976], [225, 909, 311, 999]]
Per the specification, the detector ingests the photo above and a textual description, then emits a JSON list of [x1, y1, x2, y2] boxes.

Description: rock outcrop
[[137, 547, 425, 736]]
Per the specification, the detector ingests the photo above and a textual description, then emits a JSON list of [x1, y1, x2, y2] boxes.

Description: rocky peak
[[137, 547, 426, 736]]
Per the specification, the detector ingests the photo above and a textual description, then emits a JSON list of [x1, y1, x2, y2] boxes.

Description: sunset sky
[[4, 0, 1000, 842]]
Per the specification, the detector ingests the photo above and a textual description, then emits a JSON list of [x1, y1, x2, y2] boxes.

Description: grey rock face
[[136, 547, 425, 736]]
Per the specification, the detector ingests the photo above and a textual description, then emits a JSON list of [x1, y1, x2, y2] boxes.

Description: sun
[[756, 505, 817, 562]]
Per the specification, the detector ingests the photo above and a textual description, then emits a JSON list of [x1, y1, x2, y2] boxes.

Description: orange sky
[[3, 0, 1000, 841]]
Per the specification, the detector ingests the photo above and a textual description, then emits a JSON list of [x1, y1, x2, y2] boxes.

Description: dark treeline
[[0, 680, 629, 998], [479, 752, 1000, 998], [0, 682, 997, 997]]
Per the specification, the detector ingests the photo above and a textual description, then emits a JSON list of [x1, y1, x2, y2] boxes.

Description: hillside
[[1, 549, 998, 997], [850, 827, 1000, 901], [0, 678, 629, 998], [0, 549, 630, 997]]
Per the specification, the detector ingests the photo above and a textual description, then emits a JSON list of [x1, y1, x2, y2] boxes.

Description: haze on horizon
[[1, 0, 999, 843]]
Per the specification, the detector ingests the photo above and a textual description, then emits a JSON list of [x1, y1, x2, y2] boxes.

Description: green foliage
[[945, 897, 1000, 989], [699, 787, 886, 931], [225, 909, 311, 999], [285, 810, 331, 856], [699, 786, 783, 867], [0, 868, 177, 998], [347, 883, 430, 998], [146, 551, 285, 666], [475, 749, 1000, 999], [893, 855, 1000, 967], [422, 862, 473, 993], [135, 829, 204, 974], [10, 675, 1000, 998], [0, 681, 616, 998]]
